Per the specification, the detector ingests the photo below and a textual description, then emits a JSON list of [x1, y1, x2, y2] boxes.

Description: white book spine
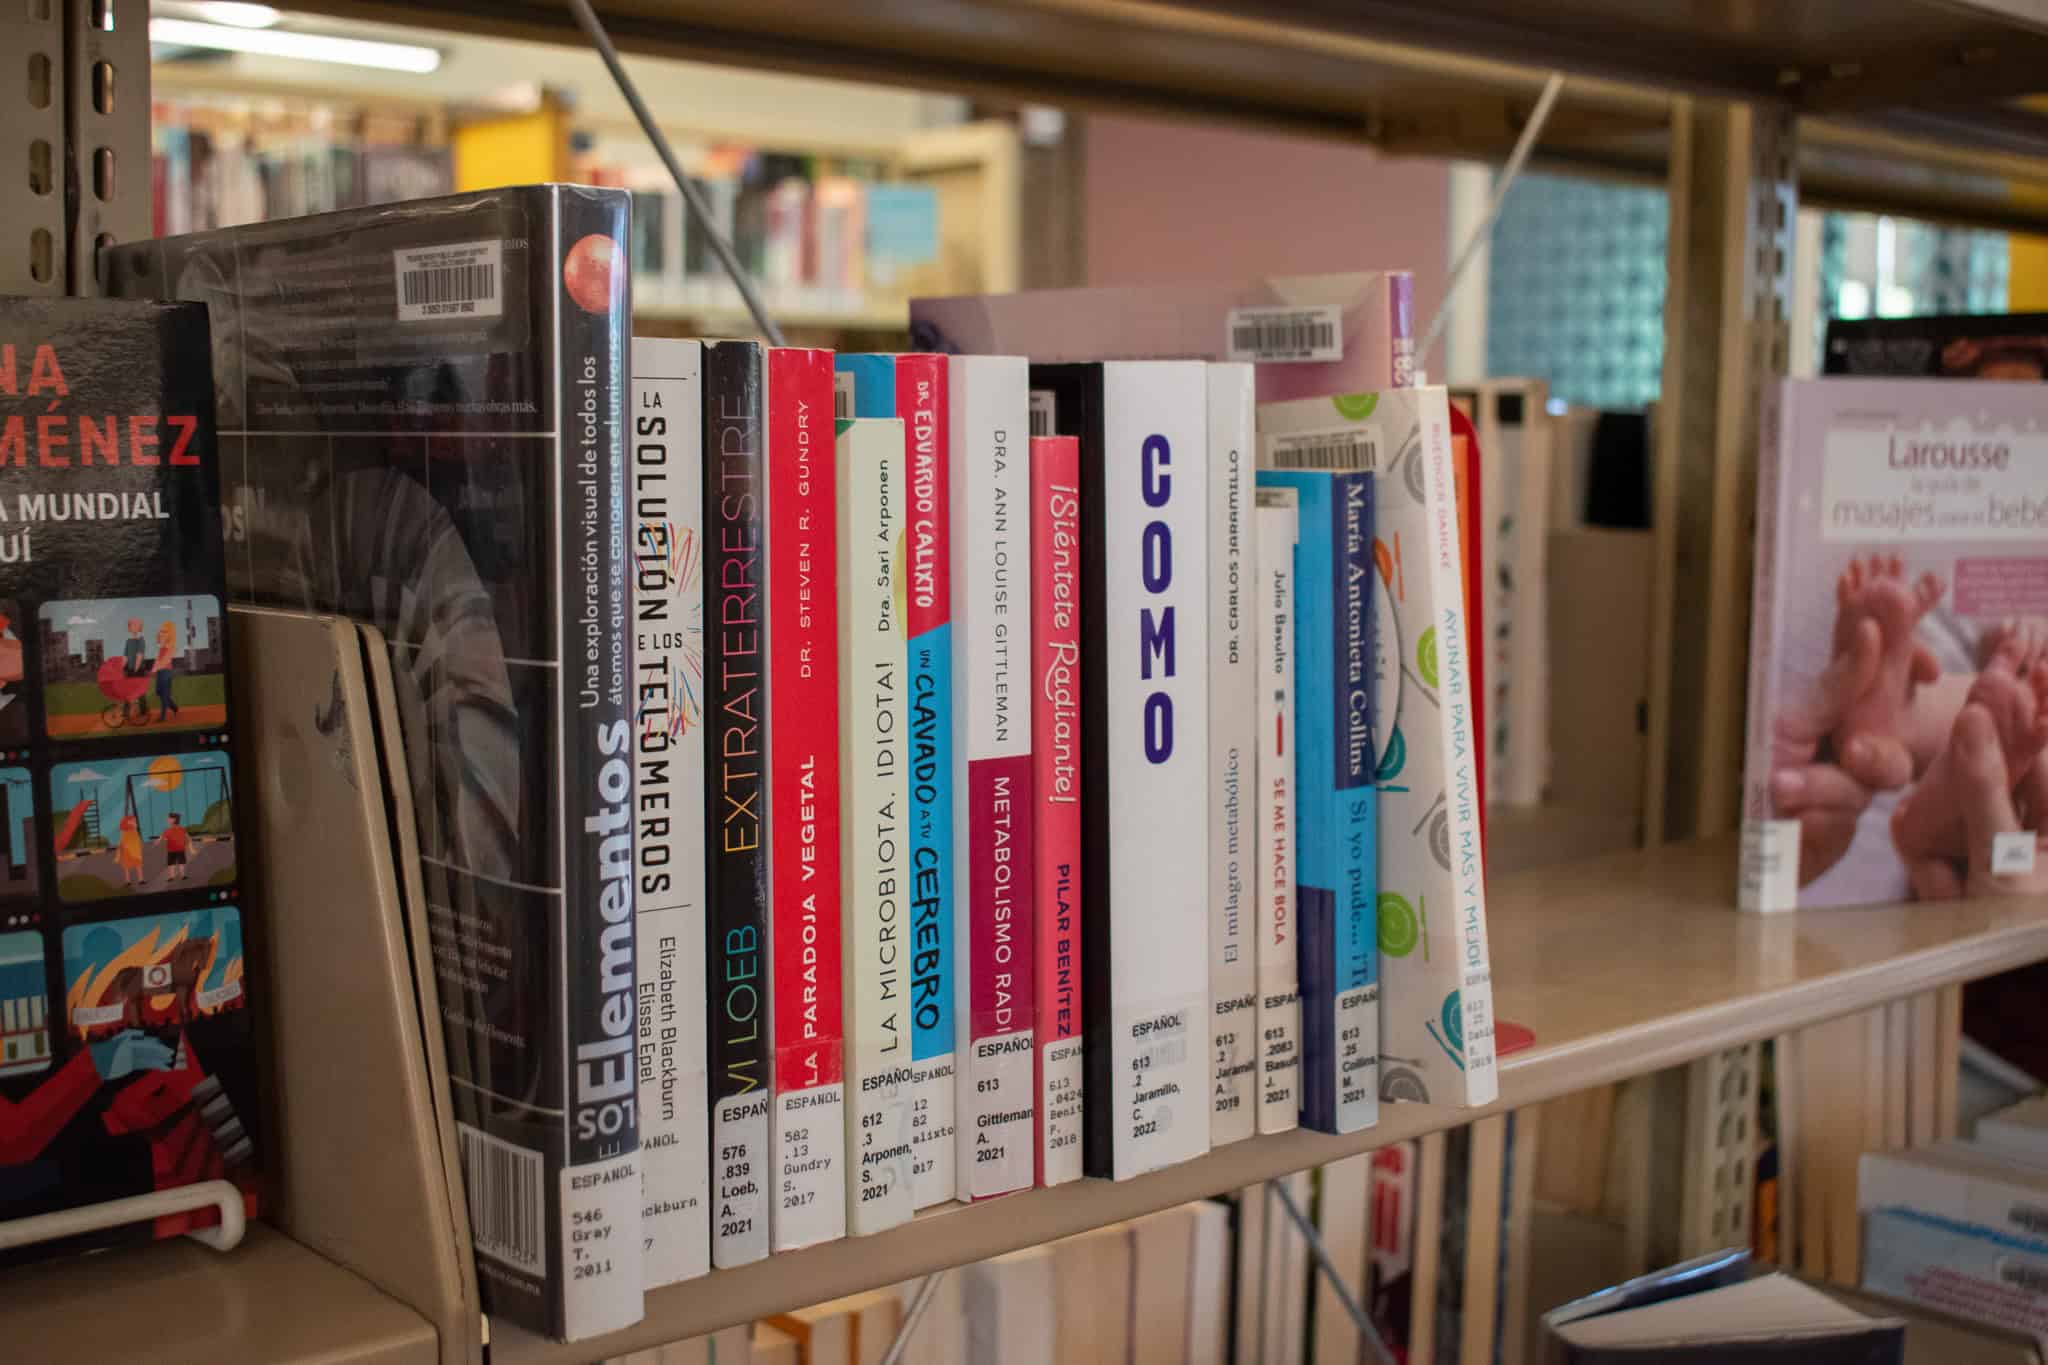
[[948, 356, 1036, 1198], [629, 337, 710, 1287], [1207, 363, 1258, 1147], [1254, 489, 1302, 1136], [839, 417, 917, 1235], [1101, 361, 1210, 1178]]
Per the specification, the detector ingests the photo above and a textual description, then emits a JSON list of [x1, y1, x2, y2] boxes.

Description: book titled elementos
[[1034, 361, 1212, 1181], [1254, 446, 1378, 1136], [111, 186, 642, 1340], [1259, 388, 1498, 1111]]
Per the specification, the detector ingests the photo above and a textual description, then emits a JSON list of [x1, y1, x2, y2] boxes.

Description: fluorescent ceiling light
[[149, 17, 442, 73], [182, 3, 282, 27]]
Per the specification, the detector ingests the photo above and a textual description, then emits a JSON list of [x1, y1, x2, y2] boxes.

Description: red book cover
[[765, 346, 846, 1249], [1449, 402, 1486, 830], [1029, 435, 1083, 1187]]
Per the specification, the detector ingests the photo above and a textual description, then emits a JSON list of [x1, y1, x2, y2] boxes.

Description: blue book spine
[[1255, 467, 1379, 1134], [837, 352, 958, 1205]]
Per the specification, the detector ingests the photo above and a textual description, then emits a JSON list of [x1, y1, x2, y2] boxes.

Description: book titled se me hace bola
[[0, 297, 259, 1265]]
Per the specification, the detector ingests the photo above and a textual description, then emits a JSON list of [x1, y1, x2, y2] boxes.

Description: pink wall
[[1085, 114, 1451, 375]]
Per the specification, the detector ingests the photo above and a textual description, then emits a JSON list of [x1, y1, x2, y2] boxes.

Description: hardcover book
[[109, 186, 642, 1339], [911, 272, 1415, 403], [1738, 379, 2048, 912], [629, 337, 710, 1287], [1253, 486, 1303, 1136], [763, 348, 846, 1250], [0, 298, 259, 1263], [947, 355, 1035, 1199], [1207, 363, 1258, 1148], [1034, 361, 1212, 1180], [1029, 433, 1084, 1187], [1251, 453, 1377, 1136], [702, 340, 772, 1269], [836, 353, 956, 1206], [1259, 388, 1499, 1109], [835, 414, 915, 1235]]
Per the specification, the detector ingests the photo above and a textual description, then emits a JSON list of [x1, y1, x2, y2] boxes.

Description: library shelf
[[1, 1223, 438, 1365], [490, 835, 2048, 1363]]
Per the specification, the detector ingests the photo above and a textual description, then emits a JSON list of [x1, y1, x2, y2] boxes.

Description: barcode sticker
[[456, 1122, 544, 1275], [394, 239, 504, 322], [1993, 831, 2038, 876], [834, 371, 855, 421], [1261, 430, 1377, 471], [1029, 389, 1056, 438], [1226, 304, 1343, 364]]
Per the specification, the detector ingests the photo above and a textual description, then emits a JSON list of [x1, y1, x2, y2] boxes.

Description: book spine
[[1030, 434, 1084, 1187], [1389, 273, 1415, 388], [1207, 363, 1257, 1147], [1254, 492, 1301, 1136], [837, 416, 916, 1235], [947, 355, 1035, 1199], [703, 341, 773, 1268], [895, 354, 958, 1207], [630, 337, 710, 1287], [1326, 468, 1379, 1133], [1095, 362, 1210, 1179], [764, 347, 847, 1249], [1416, 396, 1498, 1107], [1739, 380, 1793, 912], [556, 189, 643, 1338]]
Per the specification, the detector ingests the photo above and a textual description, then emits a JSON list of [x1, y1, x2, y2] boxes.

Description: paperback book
[[1259, 387, 1498, 1108], [1739, 379, 2048, 911], [702, 340, 772, 1268], [911, 272, 1415, 402], [1207, 363, 1258, 1147], [1034, 361, 1212, 1180], [1253, 485, 1302, 1136], [1030, 433, 1084, 1187], [110, 186, 642, 1339], [629, 337, 710, 1287], [0, 298, 260, 1263], [947, 355, 1035, 1199], [1251, 453, 1377, 1136], [835, 415, 915, 1234], [836, 353, 956, 1206], [763, 348, 846, 1249]]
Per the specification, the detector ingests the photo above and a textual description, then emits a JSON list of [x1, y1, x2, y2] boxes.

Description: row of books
[[98, 185, 1496, 1342], [589, 156, 940, 315], [151, 115, 453, 236]]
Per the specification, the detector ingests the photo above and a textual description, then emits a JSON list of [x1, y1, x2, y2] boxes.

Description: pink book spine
[[1030, 434, 1083, 1187]]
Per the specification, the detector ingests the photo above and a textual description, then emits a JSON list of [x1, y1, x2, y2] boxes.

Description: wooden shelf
[[279, 0, 2048, 231], [492, 836, 2048, 1362], [2, 1224, 438, 1365]]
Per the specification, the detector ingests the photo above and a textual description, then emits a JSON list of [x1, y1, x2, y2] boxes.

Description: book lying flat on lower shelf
[[1259, 387, 1499, 1110], [629, 337, 711, 1288], [1252, 455, 1378, 1136], [109, 185, 642, 1341], [0, 297, 260, 1264], [1030, 434, 1085, 1188], [910, 271, 1415, 402], [1034, 361, 1212, 1180], [835, 414, 915, 1235], [1738, 379, 2048, 912]]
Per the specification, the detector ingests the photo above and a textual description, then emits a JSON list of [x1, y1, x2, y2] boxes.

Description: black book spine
[[1032, 363, 1119, 1177], [702, 340, 772, 1267]]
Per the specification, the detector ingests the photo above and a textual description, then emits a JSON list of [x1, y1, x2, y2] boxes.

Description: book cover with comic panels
[[0, 297, 257, 1264]]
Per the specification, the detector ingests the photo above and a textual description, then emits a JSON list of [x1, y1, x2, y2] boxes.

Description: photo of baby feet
[[1829, 554, 1944, 759], [1892, 634, 2048, 900]]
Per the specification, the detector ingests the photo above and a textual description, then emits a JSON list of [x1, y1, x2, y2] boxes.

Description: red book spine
[[1449, 402, 1486, 833], [765, 347, 845, 1248], [1030, 435, 1083, 1187]]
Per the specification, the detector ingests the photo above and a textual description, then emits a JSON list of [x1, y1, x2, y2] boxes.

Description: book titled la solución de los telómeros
[[0, 297, 260, 1267]]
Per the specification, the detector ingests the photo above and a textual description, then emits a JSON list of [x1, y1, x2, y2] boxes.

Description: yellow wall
[[2011, 234, 2048, 310]]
